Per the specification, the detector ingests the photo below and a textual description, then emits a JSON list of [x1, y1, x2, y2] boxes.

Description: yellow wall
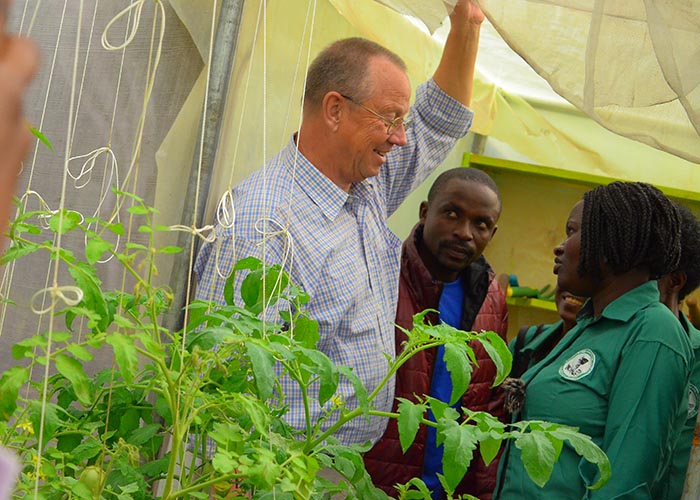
[[388, 132, 700, 341]]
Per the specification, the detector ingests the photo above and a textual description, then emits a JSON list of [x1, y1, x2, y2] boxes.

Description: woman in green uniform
[[495, 182, 694, 500]]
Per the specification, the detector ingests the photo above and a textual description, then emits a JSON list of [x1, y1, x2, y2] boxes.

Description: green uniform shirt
[[497, 281, 693, 500], [661, 313, 700, 500]]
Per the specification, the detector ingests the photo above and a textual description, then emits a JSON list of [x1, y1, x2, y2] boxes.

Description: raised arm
[[432, 0, 484, 106]]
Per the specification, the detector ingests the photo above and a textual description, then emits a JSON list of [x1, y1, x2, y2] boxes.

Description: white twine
[[169, 224, 216, 244], [101, 0, 146, 51], [30, 285, 84, 315]]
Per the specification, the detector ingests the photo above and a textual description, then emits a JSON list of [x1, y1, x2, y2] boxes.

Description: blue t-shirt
[[422, 278, 464, 498]]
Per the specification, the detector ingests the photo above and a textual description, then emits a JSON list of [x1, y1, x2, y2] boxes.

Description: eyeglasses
[[340, 94, 412, 136]]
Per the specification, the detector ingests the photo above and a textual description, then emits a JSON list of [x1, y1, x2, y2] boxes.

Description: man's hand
[[0, 34, 38, 245], [449, 0, 485, 27]]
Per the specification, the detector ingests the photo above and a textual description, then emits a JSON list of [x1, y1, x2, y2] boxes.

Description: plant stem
[[167, 471, 244, 499]]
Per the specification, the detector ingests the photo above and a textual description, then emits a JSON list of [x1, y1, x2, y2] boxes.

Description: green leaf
[[0, 366, 30, 419], [128, 423, 161, 446], [440, 420, 479, 492], [212, 449, 236, 474], [68, 262, 112, 332], [443, 342, 472, 406], [57, 432, 83, 453], [395, 477, 433, 500], [85, 237, 112, 264], [125, 242, 149, 251], [28, 400, 62, 447], [54, 354, 92, 406], [240, 269, 264, 312], [476, 330, 512, 386], [427, 398, 452, 423], [105, 460, 147, 498], [514, 430, 558, 488], [63, 306, 102, 332], [297, 347, 339, 406], [223, 269, 236, 306], [126, 205, 149, 215], [238, 263, 291, 314], [0, 242, 42, 265], [333, 449, 365, 483], [49, 209, 82, 234], [106, 334, 139, 384], [105, 222, 125, 235], [71, 437, 103, 462], [338, 366, 369, 418], [118, 408, 141, 436], [550, 425, 611, 489], [112, 314, 136, 329], [185, 326, 237, 352], [233, 256, 263, 272], [290, 315, 319, 348], [67, 343, 93, 361], [479, 435, 502, 466], [12, 334, 47, 359], [112, 189, 144, 203], [154, 395, 172, 426], [11, 222, 41, 235], [139, 454, 170, 478], [71, 480, 96, 500], [396, 398, 426, 453], [28, 124, 54, 152], [51, 331, 73, 343], [246, 341, 274, 400], [185, 493, 209, 499], [184, 300, 210, 331], [238, 448, 281, 490], [158, 246, 183, 254], [209, 422, 245, 451]]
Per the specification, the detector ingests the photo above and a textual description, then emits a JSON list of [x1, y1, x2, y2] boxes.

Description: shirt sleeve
[[582, 337, 690, 499], [380, 78, 474, 216]]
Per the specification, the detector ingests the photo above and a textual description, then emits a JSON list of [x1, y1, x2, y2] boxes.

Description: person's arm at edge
[[0, 36, 39, 247], [432, 0, 484, 107]]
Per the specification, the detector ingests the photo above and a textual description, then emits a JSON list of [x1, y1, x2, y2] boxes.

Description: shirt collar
[[578, 280, 660, 323], [520, 320, 564, 354], [680, 313, 700, 349], [282, 136, 350, 221]]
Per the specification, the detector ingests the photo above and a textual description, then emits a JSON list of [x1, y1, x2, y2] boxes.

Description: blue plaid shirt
[[194, 79, 473, 446]]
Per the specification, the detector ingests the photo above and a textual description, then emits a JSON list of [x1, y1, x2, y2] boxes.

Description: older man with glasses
[[194, 0, 484, 449]]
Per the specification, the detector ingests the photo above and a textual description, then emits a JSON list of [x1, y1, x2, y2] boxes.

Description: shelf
[[462, 153, 700, 203], [506, 296, 557, 312]]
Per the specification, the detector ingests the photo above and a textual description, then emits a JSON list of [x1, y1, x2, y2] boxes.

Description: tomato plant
[[0, 194, 610, 499]]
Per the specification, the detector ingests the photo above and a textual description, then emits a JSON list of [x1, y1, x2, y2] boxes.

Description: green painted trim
[[462, 152, 700, 202], [506, 296, 558, 312]]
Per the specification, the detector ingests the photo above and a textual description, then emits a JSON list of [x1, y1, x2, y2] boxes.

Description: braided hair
[[579, 181, 681, 280], [674, 203, 700, 300]]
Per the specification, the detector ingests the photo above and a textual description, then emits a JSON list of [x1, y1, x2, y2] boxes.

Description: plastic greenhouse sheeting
[[376, 0, 700, 164]]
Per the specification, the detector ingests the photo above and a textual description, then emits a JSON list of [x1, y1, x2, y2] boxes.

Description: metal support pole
[[164, 0, 247, 333], [471, 132, 488, 155]]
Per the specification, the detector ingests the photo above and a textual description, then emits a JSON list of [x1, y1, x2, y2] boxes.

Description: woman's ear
[[668, 271, 687, 293]]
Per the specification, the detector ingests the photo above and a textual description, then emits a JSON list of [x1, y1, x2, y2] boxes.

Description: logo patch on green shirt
[[559, 349, 596, 380]]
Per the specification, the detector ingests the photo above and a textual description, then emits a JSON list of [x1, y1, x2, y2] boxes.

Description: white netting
[[0, 0, 203, 371], [376, 0, 700, 164]]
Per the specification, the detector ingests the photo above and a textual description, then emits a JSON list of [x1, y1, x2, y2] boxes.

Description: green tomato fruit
[[79, 465, 104, 497]]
